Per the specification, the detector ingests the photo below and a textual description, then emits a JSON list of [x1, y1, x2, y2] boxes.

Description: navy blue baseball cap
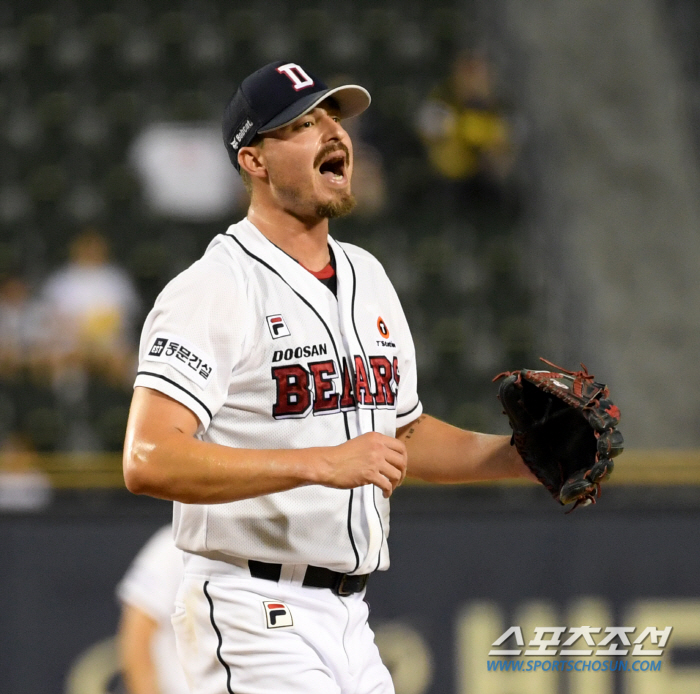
[[223, 60, 371, 171]]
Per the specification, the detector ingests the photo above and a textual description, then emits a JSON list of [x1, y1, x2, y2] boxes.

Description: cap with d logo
[[222, 61, 371, 171]]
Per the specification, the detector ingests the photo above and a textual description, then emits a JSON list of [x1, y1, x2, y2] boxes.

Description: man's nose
[[321, 114, 347, 140]]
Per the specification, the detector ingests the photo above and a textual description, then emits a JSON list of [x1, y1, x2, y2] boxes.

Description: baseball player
[[123, 60, 532, 694], [117, 524, 188, 694]]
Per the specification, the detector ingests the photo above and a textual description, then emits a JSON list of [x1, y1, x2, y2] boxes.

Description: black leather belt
[[248, 560, 369, 596]]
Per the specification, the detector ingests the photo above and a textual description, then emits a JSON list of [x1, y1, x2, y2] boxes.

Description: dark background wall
[[3, 487, 700, 694]]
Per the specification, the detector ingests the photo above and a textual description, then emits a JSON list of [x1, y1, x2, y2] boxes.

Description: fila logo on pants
[[263, 601, 294, 628]]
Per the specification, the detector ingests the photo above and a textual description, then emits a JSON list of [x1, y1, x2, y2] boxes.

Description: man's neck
[[247, 204, 330, 272]]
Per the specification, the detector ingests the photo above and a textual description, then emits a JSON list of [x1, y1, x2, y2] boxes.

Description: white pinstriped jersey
[[135, 218, 422, 574]]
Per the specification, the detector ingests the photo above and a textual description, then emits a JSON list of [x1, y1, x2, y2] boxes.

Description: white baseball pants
[[172, 554, 395, 694]]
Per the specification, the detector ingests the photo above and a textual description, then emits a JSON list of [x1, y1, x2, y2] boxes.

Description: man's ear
[[238, 146, 267, 180]]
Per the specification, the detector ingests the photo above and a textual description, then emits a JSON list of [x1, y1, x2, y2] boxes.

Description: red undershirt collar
[[304, 262, 335, 280]]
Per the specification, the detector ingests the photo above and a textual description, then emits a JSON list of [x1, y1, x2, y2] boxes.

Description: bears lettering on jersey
[[369, 356, 395, 409], [271, 365, 313, 419], [271, 354, 399, 420]]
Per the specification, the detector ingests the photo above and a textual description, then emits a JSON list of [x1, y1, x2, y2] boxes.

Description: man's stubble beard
[[316, 192, 357, 219], [275, 181, 357, 220]]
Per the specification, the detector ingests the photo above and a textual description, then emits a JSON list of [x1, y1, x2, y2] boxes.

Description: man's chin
[[316, 193, 357, 219]]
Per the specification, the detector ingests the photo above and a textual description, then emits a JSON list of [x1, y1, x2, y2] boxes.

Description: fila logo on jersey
[[271, 355, 400, 419], [276, 63, 314, 91], [263, 601, 293, 628], [266, 314, 291, 339]]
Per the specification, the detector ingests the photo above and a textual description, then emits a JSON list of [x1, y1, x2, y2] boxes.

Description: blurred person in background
[[0, 272, 62, 455], [0, 272, 54, 376], [42, 227, 140, 384], [117, 524, 188, 694], [416, 50, 518, 221], [33, 228, 142, 451]]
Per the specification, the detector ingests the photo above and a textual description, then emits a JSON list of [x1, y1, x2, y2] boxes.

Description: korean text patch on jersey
[[144, 332, 215, 389]]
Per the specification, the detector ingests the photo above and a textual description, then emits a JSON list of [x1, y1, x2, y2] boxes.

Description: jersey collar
[[228, 219, 343, 321]]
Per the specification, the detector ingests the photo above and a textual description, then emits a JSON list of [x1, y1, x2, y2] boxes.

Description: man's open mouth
[[318, 151, 347, 183]]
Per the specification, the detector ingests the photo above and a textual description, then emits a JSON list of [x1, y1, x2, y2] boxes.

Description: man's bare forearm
[[124, 430, 318, 503], [398, 414, 529, 483], [119, 605, 161, 694], [123, 387, 407, 503]]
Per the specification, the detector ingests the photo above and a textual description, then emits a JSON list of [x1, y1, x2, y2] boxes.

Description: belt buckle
[[334, 573, 367, 596]]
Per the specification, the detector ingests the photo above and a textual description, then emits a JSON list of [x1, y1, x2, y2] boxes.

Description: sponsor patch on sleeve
[[143, 332, 215, 389]]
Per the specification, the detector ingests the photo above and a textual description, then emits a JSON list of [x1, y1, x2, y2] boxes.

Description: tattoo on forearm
[[404, 415, 427, 440]]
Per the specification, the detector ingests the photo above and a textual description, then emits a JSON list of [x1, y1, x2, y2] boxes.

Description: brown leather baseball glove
[[494, 359, 623, 511]]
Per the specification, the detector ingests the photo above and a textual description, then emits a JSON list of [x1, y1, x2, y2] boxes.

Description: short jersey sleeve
[[116, 525, 183, 623], [134, 257, 247, 431], [383, 269, 423, 428]]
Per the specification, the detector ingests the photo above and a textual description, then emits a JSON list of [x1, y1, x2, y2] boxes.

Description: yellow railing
[[2, 450, 700, 489], [405, 450, 700, 486], [5, 454, 125, 489]]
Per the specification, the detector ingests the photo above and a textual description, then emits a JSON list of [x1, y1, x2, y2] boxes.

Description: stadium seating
[[0, 0, 532, 450]]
